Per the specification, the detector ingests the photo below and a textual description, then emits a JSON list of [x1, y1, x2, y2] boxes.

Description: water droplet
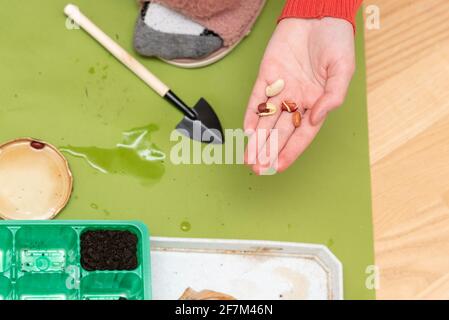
[[90, 203, 99, 210], [180, 221, 191, 232]]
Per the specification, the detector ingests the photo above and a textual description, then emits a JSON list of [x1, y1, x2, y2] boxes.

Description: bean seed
[[258, 103, 268, 114], [30, 141, 46, 150], [258, 102, 277, 117], [266, 79, 285, 97], [281, 101, 298, 113], [293, 111, 302, 128]]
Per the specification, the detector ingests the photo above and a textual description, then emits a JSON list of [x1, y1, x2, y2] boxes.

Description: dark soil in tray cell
[[80, 230, 138, 271]]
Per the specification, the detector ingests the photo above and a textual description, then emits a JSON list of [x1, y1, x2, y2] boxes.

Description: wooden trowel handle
[[64, 4, 170, 97]]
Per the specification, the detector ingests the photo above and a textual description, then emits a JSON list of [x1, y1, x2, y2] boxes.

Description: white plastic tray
[[150, 237, 343, 300]]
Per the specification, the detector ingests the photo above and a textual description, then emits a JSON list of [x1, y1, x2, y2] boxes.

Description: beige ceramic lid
[[0, 138, 73, 220]]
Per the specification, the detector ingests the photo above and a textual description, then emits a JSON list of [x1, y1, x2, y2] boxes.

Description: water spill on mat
[[61, 124, 165, 184]]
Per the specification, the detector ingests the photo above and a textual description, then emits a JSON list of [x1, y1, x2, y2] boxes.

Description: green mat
[[0, 0, 374, 299]]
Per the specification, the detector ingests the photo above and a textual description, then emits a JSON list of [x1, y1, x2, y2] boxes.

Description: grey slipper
[[134, 2, 223, 60]]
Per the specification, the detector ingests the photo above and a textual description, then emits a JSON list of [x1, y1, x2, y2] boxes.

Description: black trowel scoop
[[65, 4, 224, 144], [166, 92, 224, 144]]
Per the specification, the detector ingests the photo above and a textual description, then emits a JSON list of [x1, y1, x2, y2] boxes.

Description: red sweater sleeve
[[279, 0, 363, 32]]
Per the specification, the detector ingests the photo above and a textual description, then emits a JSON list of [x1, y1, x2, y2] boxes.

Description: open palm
[[244, 17, 355, 174]]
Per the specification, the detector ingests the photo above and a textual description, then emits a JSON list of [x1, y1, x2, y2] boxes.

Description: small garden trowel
[[64, 4, 224, 144]]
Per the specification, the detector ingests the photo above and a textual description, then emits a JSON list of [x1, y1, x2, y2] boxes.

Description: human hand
[[244, 17, 356, 174]]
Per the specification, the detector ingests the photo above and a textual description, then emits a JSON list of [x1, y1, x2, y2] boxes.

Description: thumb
[[311, 62, 354, 126]]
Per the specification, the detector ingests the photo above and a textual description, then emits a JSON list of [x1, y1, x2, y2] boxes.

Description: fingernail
[[259, 167, 278, 176]]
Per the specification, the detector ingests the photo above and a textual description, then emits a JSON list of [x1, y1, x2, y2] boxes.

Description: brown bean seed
[[258, 102, 277, 117], [258, 103, 268, 114], [281, 101, 298, 113], [293, 111, 302, 128], [30, 141, 46, 150]]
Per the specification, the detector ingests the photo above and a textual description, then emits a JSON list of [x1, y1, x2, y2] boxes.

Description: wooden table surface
[[365, 0, 449, 299]]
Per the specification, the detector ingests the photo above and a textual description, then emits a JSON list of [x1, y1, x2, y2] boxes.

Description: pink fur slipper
[[138, 0, 266, 68], [153, 0, 265, 46], [154, 0, 241, 19]]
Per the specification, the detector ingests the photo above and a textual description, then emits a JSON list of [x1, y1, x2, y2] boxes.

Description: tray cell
[[80, 273, 143, 300], [0, 227, 13, 273], [0, 276, 12, 300], [15, 226, 78, 273], [15, 273, 78, 300]]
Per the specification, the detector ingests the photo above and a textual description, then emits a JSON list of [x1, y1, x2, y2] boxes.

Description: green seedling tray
[[0, 221, 151, 300]]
